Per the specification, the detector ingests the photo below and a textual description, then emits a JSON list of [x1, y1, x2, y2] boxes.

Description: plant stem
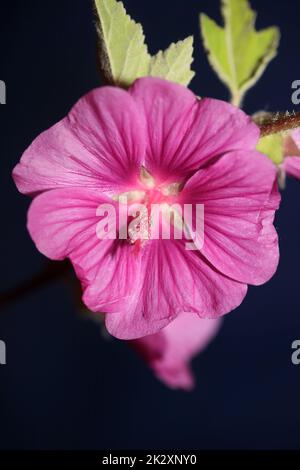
[[256, 112, 300, 137], [231, 91, 242, 108], [0, 261, 70, 309]]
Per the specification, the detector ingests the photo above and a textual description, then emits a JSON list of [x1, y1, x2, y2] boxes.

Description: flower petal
[[181, 150, 280, 285], [105, 240, 247, 339], [283, 157, 300, 180], [283, 132, 300, 157], [129, 77, 259, 182], [131, 313, 222, 390], [13, 87, 146, 195], [27, 188, 141, 312]]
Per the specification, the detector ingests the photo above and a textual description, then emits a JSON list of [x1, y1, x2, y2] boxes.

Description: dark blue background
[[0, 0, 300, 450]]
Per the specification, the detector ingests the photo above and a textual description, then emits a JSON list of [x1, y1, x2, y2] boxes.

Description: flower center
[[114, 167, 183, 247]]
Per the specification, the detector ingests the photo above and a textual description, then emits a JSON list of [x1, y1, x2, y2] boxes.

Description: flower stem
[[0, 261, 70, 310], [256, 112, 300, 137]]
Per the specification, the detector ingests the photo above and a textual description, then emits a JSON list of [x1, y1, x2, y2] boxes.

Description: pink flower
[[282, 128, 300, 180], [13, 77, 280, 340], [131, 314, 221, 390]]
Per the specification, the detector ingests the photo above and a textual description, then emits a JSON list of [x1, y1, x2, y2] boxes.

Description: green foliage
[[200, 0, 280, 106], [257, 134, 283, 165], [149, 37, 194, 86], [95, 0, 194, 88]]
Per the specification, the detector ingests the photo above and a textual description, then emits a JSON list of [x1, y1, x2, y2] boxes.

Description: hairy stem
[[256, 112, 300, 137]]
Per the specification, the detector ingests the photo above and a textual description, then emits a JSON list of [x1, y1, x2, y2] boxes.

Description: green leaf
[[94, 0, 194, 88], [149, 37, 195, 86], [257, 133, 283, 165], [94, 0, 150, 87], [200, 0, 280, 106]]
